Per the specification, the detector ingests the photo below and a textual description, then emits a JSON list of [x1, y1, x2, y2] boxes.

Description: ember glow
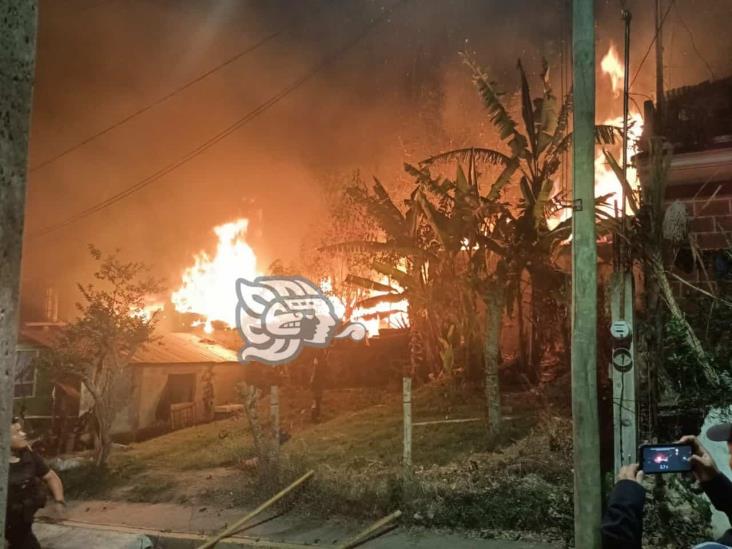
[[171, 218, 259, 333]]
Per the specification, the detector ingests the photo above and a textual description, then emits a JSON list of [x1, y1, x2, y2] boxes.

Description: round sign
[[611, 320, 632, 340], [612, 347, 633, 373]]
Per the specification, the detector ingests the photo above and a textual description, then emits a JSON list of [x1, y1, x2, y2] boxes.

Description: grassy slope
[[61, 381, 574, 542]]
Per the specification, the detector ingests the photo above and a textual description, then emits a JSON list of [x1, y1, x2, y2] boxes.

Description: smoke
[[21, 0, 732, 320]]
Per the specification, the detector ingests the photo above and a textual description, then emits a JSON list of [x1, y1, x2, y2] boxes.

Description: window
[[14, 350, 38, 399]]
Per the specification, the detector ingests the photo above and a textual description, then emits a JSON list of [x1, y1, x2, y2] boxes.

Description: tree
[[42, 246, 163, 466], [422, 56, 617, 383]]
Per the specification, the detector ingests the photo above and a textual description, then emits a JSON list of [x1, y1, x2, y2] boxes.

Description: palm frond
[[462, 53, 529, 158], [371, 261, 413, 287], [344, 274, 395, 293], [485, 157, 520, 201], [518, 60, 538, 159], [420, 147, 511, 168]]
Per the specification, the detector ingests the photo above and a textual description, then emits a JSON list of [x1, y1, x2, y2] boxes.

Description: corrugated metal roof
[[19, 327, 238, 365], [134, 332, 238, 364]]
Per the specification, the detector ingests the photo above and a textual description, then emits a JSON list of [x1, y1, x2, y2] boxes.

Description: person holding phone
[[601, 428, 732, 548]]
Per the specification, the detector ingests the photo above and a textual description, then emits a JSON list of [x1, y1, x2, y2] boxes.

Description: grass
[[59, 381, 574, 542]]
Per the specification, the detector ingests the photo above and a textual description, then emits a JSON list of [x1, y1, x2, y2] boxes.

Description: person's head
[[706, 423, 732, 468], [10, 417, 28, 451]]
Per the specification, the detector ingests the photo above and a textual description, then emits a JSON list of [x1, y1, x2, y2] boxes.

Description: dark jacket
[[601, 473, 732, 548], [7, 448, 49, 522]]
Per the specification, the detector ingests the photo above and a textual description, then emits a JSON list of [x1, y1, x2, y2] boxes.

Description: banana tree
[[323, 177, 440, 378], [422, 56, 619, 383]]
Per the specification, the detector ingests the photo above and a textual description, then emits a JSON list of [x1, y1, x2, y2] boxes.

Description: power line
[[30, 8, 306, 173], [30, 1, 406, 239], [673, 3, 716, 81], [628, 0, 676, 91]]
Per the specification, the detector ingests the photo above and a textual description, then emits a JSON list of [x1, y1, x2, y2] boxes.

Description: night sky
[[20, 0, 732, 319]]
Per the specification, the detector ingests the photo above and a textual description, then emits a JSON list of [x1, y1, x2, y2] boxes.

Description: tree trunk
[[483, 280, 504, 436], [0, 0, 38, 535]]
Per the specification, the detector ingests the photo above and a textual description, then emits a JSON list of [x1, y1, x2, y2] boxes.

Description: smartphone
[[638, 443, 693, 474]]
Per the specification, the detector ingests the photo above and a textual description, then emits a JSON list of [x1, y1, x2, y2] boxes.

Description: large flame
[[172, 219, 259, 333], [595, 44, 643, 214], [600, 44, 624, 97]]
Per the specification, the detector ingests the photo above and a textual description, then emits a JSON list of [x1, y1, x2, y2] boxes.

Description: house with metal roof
[[17, 326, 245, 443]]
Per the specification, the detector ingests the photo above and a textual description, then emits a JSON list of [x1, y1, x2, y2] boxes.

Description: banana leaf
[[344, 274, 395, 293]]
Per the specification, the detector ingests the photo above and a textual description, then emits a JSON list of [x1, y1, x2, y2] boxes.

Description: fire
[[600, 44, 624, 97], [595, 45, 643, 213], [171, 218, 259, 333], [351, 275, 409, 337]]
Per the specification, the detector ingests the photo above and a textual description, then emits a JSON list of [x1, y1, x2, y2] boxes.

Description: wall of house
[[665, 178, 732, 293], [13, 345, 53, 420], [112, 362, 245, 436]]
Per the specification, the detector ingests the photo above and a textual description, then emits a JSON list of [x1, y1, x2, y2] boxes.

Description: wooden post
[[611, 272, 637, 477], [271, 385, 280, 466], [572, 0, 602, 546], [402, 377, 412, 480], [0, 0, 38, 536]]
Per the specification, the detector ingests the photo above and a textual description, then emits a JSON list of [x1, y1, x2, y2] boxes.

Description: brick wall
[[663, 179, 732, 296]]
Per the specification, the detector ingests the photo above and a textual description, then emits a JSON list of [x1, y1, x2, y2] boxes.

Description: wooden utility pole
[[0, 0, 38, 536], [571, 0, 602, 546], [655, 0, 665, 130]]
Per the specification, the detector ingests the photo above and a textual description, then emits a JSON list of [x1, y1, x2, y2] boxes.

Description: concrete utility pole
[[571, 0, 602, 547], [0, 0, 38, 535]]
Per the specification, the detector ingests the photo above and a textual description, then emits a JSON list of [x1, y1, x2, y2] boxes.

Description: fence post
[[402, 377, 412, 481], [270, 385, 280, 470]]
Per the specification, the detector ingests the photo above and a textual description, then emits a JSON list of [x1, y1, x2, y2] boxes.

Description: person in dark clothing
[[6, 418, 66, 549], [601, 430, 732, 548]]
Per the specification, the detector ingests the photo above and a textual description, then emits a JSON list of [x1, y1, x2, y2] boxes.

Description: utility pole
[[655, 0, 665, 131], [572, 0, 602, 547], [0, 0, 38, 536]]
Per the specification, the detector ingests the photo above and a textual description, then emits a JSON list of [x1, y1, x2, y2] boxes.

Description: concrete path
[[35, 500, 559, 548]]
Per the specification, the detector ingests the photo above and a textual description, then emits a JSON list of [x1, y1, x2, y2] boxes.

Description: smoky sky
[[20, 0, 732, 319]]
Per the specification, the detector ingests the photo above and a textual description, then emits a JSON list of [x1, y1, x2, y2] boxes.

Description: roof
[[18, 327, 238, 365], [134, 332, 238, 364], [664, 75, 732, 153]]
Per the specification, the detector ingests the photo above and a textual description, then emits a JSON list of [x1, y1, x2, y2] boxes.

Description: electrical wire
[[628, 0, 676, 91], [30, 0, 407, 239], [29, 5, 317, 173], [673, 3, 716, 81]]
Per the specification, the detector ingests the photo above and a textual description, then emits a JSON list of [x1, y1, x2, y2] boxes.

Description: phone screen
[[640, 444, 693, 474]]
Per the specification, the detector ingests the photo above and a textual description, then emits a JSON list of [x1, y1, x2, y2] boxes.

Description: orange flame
[[600, 44, 624, 97], [171, 218, 259, 333], [595, 45, 643, 213]]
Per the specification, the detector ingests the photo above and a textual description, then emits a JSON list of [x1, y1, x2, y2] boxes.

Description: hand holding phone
[[676, 435, 720, 483], [639, 443, 693, 474]]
